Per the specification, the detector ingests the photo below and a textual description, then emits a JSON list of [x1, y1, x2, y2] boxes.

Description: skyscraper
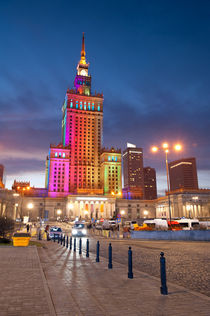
[[122, 143, 144, 199], [47, 34, 103, 196], [0, 164, 4, 188], [169, 157, 198, 191], [101, 148, 122, 195], [143, 167, 157, 200]]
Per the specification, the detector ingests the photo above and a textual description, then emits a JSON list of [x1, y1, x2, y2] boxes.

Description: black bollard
[[60, 234, 63, 245], [96, 241, 100, 262], [57, 235, 59, 244], [108, 243, 112, 269], [53, 234, 55, 242], [74, 238, 76, 252], [63, 235, 65, 247], [66, 236, 68, 248], [128, 246, 133, 279], [160, 252, 168, 295], [79, 238, 82, 255], [70, 236, 72, 250], [86, 239, 89, 257]]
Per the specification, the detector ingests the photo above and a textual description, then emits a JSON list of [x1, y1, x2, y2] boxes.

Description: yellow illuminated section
[[80, 32, 86, 65]]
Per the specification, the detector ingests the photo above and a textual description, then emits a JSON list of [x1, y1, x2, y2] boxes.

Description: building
[[115, 198, 156, 221], [100, 147, 122, 195], [122, 143, 144, 199], [156, 189, 210, 219], [144, 167, 157, 200], [0, 164, 4, 188], [169, 157, 198, 191], [46, 33, 103, 197], [12, 180, 30, 192]]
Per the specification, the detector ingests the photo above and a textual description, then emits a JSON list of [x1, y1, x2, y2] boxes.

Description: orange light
[[23, 188, 26, 191], [151, 146, 158, 153], [165, 149, 169, 153], [118, 192, 122, 196], [111, 191, 115, 196], [27, 186, 30, 190], [162, 143, 169, 149], [174, 144, 182, 151], [17, 186, 20, 190]]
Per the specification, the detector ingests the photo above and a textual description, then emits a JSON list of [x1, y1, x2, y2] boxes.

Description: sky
[[1, 0, 210, 195]]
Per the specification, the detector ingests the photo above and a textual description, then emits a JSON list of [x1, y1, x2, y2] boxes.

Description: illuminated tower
[[62, 33, 103, 195], [101, 148, 122, 195]]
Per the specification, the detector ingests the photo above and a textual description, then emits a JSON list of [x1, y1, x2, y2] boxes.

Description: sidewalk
[[0, 246, 55, 316], [38, 240, 210, 316]]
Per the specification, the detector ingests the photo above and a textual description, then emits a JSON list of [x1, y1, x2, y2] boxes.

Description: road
[[52, 222, 210, 297]]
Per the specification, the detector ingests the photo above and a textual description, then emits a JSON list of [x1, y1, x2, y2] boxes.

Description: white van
[[176, 219, 200, 230], [143, 219, 168, 230]]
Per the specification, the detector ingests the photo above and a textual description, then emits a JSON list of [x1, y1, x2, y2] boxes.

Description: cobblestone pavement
[[0, 246, 55, 316], [86, 234, 210, 297], [38, 240, 210, 316]]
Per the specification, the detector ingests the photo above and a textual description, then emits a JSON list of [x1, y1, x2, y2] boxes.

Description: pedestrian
[[26, 224, 30, 233]]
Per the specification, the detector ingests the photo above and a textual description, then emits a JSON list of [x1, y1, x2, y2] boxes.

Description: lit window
[[59, 152, 62, 157], [70, 102, 73, 108], [112, 156, 114, 161], [92, 102, 94, 105], [76, 104, 78, 109], [92, 105, 94, 110], [55, 152, 58, 157], [108, 156, 111, 161], [84, 105, 86, 110], [88, 105, 90, 110], [98, 106, 100, 111], [62, 153, 65, 158], [80, 104, 82, 109], [115, 157, 117, 161]]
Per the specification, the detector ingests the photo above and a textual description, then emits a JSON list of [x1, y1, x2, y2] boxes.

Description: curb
[[35, 246, 57, 316]]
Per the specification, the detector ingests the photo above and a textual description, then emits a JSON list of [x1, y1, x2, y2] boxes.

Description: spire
[[80, 32, 86, 65]]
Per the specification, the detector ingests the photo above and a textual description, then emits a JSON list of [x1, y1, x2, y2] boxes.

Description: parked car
[[72, 222, 87, 236], [49, 227, 62, 239], [124, 221, 138, 230]]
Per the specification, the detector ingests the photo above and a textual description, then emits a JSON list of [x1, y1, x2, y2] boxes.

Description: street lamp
[[151, 142, 182, 224]]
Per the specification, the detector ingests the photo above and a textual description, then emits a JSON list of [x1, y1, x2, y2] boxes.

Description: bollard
[[86, 239, 89, 257], [79, 238, 82, 255], [63, 235, 65, 247], [74, 238, 76, 252], [70, 236, 72, 250], [108, 231, 111, 238], [66, 236, 68, 248], [128, 246, 133, 279], [96, 241, 100, 262], [57, 235, 60, 244], [38, 230, 42, 240], [160, 252, 168, 295], [53, 234, 56, 242], [108, 243, 112, 269], [60, 234, 63, 245]]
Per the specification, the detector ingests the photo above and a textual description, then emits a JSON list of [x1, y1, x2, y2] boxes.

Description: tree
[[0, 217, 15, 238]]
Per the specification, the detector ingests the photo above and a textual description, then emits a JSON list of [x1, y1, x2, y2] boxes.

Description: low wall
[[131, 230, 210, 241]]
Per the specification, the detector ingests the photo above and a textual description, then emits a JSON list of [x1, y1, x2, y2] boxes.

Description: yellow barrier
[[12, 233, 31, 247]]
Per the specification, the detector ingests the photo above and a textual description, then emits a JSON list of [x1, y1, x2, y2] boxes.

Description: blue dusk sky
[[1, 0, 210, 195]]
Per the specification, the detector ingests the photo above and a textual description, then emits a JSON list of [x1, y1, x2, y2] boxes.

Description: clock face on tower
[[80, 69, 87, 76]]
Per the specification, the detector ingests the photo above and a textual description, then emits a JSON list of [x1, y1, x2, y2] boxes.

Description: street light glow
[[57, 209, 62, 215], [151, 146, 158, 152], [174, 144, 182, 151], [162, 143, 169, 149], [27, 203, 33, 209]]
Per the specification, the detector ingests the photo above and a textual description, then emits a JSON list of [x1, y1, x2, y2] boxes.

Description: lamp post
[[151, 143, 182, 224]]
